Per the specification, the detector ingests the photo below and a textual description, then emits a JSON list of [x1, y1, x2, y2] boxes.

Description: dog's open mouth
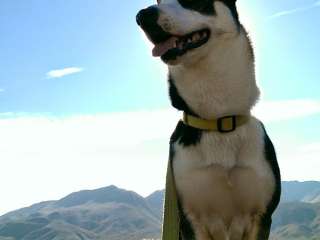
[[152, 29, 211, 62]]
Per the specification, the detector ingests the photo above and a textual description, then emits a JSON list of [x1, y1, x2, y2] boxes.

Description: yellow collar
[[182, 112, 249, 132]]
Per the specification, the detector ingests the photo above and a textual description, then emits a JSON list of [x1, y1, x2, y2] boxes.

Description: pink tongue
[[152, 37, 178, 57]]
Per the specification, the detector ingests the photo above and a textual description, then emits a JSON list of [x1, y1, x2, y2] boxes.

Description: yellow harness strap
[[162, 160, 180, 240]]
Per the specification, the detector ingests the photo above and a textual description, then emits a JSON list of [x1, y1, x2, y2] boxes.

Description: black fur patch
[[168, 76, 196, 116], [177, 0, 240, 25], [262, 124, 281, 216], [257, 215, 272, 240], [178, 201, 196, 240], [171, 121, 202, 147], [168, 75, 202, 147], [258, 123, 281, 239], [178, 0, 215, 15]]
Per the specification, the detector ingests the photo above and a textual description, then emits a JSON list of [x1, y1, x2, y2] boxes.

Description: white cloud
[[300, 142, 320, 153], [253, 99, 320, 122], [276, 141, 320, 182], [269, 1, 320, 19], [0, 88, 4, 92], [0, 99, 319, 216], [46, 67, 83, 79], [0, 109, 179, 216]]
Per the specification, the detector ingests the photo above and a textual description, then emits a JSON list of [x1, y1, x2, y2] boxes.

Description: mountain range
[[1, 181, 320, 240]]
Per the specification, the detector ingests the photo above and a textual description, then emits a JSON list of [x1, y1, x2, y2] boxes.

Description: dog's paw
[[206, 217, 228, 240], [229, 215, 251, 240]]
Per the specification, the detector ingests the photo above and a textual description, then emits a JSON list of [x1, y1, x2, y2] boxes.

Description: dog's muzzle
[[136, 7, 171, 44], [136, 6, 210, 62]]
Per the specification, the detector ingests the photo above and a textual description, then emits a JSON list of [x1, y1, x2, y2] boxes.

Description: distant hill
[[145, 190, 164, 219], [281, 181, 320, 204], [1, 181, 320, 240], [271, 202, 320, 239], [0, 186, 161, 240]]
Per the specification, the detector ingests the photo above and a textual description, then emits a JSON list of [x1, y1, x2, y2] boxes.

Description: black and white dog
[[137, 1, 281, 239]]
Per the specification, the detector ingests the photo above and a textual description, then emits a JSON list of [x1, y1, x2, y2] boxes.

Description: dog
[[136, 1, 281, 239]]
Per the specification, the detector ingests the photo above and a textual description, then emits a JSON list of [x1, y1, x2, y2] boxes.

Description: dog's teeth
[[192, 33, 200, 42], [173, 41, 177, 48], [187, 38, 192, 43]]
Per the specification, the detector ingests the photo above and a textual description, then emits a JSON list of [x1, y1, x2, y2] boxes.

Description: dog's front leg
[[229, 215, 265, 240], [187, 214, 228, 240], [192, 222, 212, 240], [229, 215, 249, 240], [206, 216, 228, 240], [244, 215, 272, 240]]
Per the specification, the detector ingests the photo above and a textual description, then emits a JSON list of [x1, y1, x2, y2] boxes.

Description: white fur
[[157, 3, 212, 36]]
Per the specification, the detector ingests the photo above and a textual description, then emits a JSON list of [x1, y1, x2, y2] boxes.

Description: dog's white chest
[[172, 121, 275, 238]]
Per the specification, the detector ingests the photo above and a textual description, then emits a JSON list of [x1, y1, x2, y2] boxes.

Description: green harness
[[162, 160, 180, 240]]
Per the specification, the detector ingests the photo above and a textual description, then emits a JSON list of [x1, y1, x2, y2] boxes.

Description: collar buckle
[[217, 116, 237, 133]]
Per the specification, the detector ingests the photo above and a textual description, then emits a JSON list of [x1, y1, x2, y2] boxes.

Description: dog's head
[[136, 0, 240, 65]]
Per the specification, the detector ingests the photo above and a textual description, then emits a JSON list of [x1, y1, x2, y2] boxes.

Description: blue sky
[[0, 0, 319, 216], [0, 0, 319, 113], [0, 0, 169, 114]]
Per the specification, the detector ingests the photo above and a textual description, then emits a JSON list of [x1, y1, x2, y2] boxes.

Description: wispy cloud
[[46, 67, 83, 79], [0, 88, 4, 92], [269, 1, 320, 19]]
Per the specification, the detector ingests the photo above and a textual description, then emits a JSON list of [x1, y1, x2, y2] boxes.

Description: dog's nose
[[136, 6, 159, 27]]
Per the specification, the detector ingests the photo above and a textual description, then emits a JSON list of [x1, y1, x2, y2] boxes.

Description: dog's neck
[[168, 27, 260, 120]]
